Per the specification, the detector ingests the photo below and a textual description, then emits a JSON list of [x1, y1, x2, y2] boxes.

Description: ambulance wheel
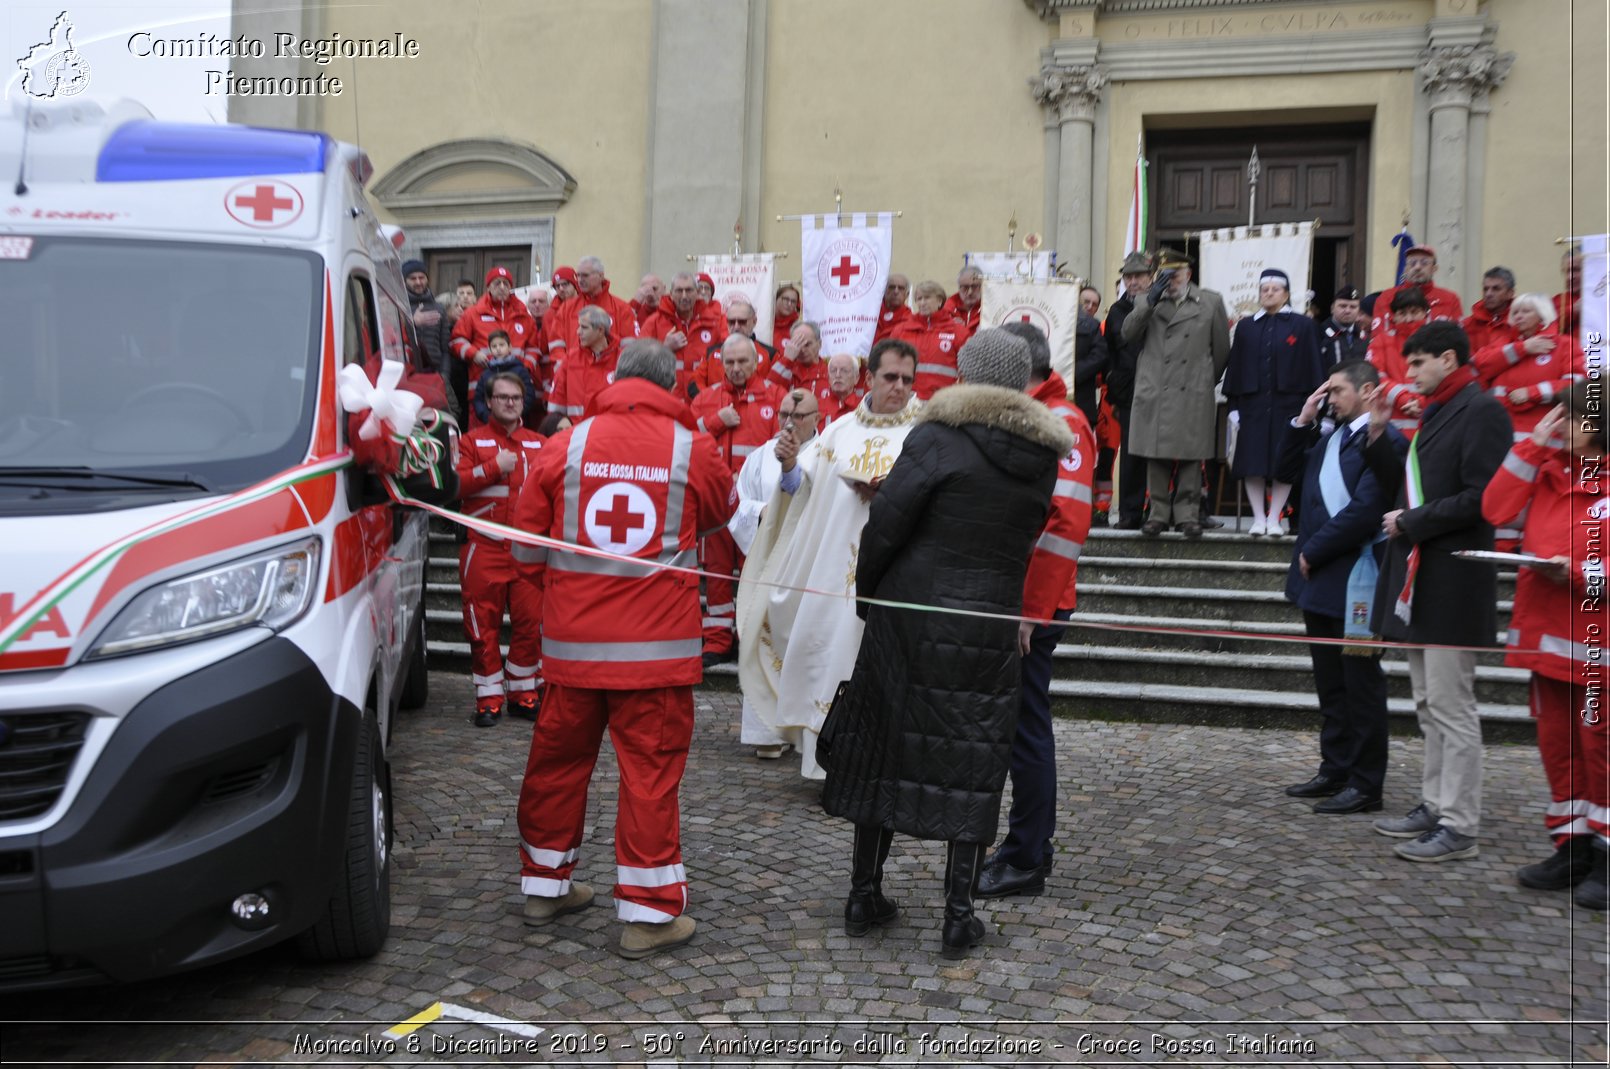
[[398, 604, 429, 710], [298, 711, 391, 960]]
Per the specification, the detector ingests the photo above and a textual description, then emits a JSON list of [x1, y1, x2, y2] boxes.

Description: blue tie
[[1338, 424, 1353, 450]]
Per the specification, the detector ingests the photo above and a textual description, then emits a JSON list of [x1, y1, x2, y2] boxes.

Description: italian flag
[[1124, 133, 1147, 258]]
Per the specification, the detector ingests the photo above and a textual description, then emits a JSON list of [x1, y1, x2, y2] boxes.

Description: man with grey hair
[[1463, 266, 1518, 356], [512, 336, 732, 961], [943, 264, 984, 332], [642, 271, 727, 396], [548, 254, 640, 365], [875, 272, 913, 341], [765, 319, 829, 397], [820, 352, 866, 423], [632, 273, 666, 324], [549, 304, 621, 419]]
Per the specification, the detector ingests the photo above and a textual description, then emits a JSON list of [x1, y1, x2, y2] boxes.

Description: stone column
[[1416, 44, 1512, 297], [1031, 62, 1107, 281]]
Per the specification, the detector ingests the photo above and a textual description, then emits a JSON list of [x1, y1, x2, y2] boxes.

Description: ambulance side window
[[377, 292, 411, 368], [344, 274, 379, 366]]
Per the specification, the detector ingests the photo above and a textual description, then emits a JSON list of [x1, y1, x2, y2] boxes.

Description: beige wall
[[317, 0, 653, 281], [757, 0, 1051, 289], [1101, 71, 1417, 292], [1483, 0, 1606, 299]]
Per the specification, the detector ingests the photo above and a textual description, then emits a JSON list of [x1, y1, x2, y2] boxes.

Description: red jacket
[[1473, 324, 1586, 439], [1365, 330, 1424, 438], [940, 294, 981, 334], [765, 351, 830, 396], [689, 336, 774, 393], [891, 312, 971, 400], [768, 309, 799, 350], [1462, 301, 1516, 358], [1022, 373, 1096, 617], [1483, 438, 1606, 682], [545, 281, 640, 359], [1554, 290, 1580, 338], [818, 380, 866, 425], [640, 296, 729, 394], [689, 377, 784, 473], [1369, 282, 1463, 339], [455, 420, 545, 546], [451, 294, 540, 388], [513, 378, 733, 688], [549, 338, 622, 420], [874, 303, 913, 342]]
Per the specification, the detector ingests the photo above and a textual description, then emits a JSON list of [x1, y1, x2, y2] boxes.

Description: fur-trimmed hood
[[918, 383, 1075, 454]]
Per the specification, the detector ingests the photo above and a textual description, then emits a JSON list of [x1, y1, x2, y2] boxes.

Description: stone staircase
[[423, 521, 1532, 739]]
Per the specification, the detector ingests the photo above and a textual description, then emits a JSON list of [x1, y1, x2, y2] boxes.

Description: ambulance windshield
[[0, 237, 322, 500]]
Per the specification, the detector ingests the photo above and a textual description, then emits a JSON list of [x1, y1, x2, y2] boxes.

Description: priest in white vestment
[[736, 340, 921, 779], [730, 388, 820, 757]]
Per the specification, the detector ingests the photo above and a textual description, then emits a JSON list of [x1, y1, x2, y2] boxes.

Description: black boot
[[1574, 843, 1609, 911], [844, 824, 898, 936], [941, 840, 986, 959], [1517, 835, 1595, 890]]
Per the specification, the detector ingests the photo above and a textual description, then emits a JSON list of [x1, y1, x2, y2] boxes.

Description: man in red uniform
[[1462, 267, 1517, 356], [1370, 244, 1464, 341], [512, 340, 733, 959], [873, 273, 913, 341], [549, 305, 621, 420], [631, 273, 666, 326], [690, 335, 783, 663], [765, 320, 830, 396], [451, 266, 539, 397], [456, 371, 546, 726], [1554, 244, 1583, 338], [641, 271, 728, 397], [941, 264, 984, 333], [546, 256, 640, 365], [1367, 288, 1431, 438], [893, 279, 971, 400], [976, 322, 1095, 899], [818, 353, 866, 424], [690, 296, 773, 391], [1483, 387, 1609, 907]]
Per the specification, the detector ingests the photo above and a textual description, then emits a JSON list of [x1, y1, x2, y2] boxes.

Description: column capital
[[1030, 62, 1108, 124], [1417, 44, 1513, 108]]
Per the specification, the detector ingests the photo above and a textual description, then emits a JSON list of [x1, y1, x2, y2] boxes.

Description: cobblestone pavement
[[5, 674, 1608, 1066]]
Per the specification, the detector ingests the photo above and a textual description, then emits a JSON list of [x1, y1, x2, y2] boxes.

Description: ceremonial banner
[[1198, 222, 1316, 319], [963, 251, 1056, 282], [981, 280, 1082, 384], [800, 213, 892, 357], [1582, 235, 1608, 370], [697, 253, 777, 345]]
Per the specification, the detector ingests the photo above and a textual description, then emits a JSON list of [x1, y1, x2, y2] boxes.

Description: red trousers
[[459, 541, 542, 699], [517, 684, 695, 922], [1533, 673, 1610, 844], [700, 528, 742, 655]]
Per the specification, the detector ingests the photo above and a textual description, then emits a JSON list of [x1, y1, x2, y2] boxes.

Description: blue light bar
[[96, 121, 330, 182]]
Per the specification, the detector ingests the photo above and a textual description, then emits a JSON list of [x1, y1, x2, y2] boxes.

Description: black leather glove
[[1147, 269, 1176, 303]]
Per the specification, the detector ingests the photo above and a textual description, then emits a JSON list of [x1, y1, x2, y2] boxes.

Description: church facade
[[229, 0, 1604, 303]]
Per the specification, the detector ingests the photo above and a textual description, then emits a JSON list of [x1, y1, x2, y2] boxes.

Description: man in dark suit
[[1277, 360, 1406, 814], [1361, 321, 1512, 862], [1103, 251, 1155, 528]]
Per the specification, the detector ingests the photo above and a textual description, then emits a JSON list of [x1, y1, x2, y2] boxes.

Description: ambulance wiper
[[0, 466, 214, 492]]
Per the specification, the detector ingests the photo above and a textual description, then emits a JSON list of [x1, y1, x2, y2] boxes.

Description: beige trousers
[[1407, 647, 1482, 836]]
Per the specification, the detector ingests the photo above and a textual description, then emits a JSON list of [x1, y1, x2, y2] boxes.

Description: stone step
[[1057, 610, 1510, 661], [1083, 526, 1298, 564], [1077, 554, 1516, 597], [1073, 584, 1513, 628], [690, 662, 1533, 741], [1053, 645, 1529, 707]]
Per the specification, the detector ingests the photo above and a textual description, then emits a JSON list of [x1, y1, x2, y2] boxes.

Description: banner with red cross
[[980, 279, 1082, 385], [800, 213, 892, 358]]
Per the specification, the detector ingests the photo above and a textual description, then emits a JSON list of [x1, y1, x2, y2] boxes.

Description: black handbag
[[814, 679, 852, 768]]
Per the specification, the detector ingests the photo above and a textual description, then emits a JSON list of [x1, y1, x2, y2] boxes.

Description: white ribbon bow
[[338, 359, 424, 441]]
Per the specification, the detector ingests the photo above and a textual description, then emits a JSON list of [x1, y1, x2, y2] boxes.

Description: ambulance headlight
[[87, 538, 321, 659]]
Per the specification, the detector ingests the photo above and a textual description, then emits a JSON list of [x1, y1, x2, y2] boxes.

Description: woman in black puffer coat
[[821, 328, 1074, 959]]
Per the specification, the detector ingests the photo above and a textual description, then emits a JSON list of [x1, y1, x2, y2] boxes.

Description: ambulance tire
[[298, 710, 391, 961], [398, 601, 429, 710]]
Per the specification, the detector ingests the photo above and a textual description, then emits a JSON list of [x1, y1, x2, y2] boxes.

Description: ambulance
[[0, 98, 442, 988]]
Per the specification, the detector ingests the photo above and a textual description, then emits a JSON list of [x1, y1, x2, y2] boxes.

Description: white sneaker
[[1248, 519, 1267, 537], [1273, 516, 1290, 536]]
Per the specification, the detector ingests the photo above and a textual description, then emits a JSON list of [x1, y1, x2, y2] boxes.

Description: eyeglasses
[[490, 394, 524, 403], [727, 318, 751, 326], [776, 294, 799, 305], [780, 410, 818, 422]]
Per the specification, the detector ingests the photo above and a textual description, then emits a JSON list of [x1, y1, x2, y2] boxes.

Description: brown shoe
[[618, 914, 696, 959], [522, 883, 595, 926], [1140, 519, 1168, 536]]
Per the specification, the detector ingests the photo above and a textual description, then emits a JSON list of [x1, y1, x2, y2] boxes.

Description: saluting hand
[[1297, 382, 1330, 426], [718, 405, 741, 429], [495, 448, 517, 474], [1366, 382, 1393, 441], [1531, 404, 1567, 448]]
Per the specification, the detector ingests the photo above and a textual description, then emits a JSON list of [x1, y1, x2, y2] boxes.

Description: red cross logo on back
[[583, 481, 659, 555], [596, 494, 647, 543], [224, 180, 303, 229]]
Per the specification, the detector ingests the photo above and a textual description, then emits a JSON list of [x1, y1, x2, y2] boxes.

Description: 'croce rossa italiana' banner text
[[981, 280, 1082, 384], [697, 254, 776, 346]]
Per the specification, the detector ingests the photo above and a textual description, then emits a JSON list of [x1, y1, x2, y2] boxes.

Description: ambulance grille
[[0, 712, 92, 821]]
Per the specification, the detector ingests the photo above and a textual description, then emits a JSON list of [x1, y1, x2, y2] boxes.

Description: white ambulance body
[[0, 98, 433, 987]]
